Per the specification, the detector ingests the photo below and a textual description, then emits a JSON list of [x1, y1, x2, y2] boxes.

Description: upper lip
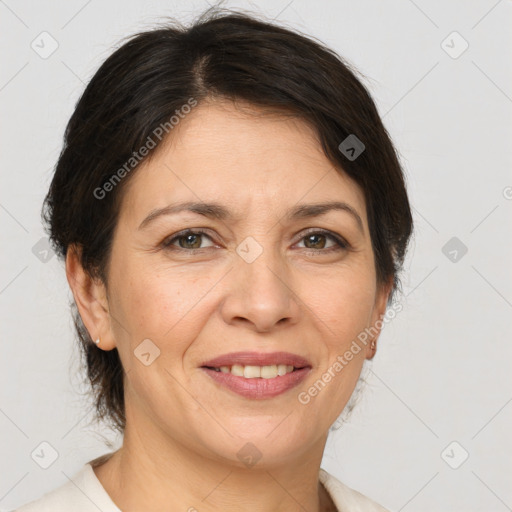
[[201, 351, 312, 368]]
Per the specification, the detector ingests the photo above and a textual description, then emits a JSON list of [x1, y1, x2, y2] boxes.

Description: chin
[[201, 420, 315, 467]]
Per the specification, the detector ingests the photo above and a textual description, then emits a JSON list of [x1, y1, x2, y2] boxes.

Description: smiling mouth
[[202, 364, 304, 379], [200, 361, 312, 399]]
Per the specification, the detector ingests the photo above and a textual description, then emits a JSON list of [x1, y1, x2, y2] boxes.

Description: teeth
[[231, 364, 244, 377], [213, 364, 295, 378]]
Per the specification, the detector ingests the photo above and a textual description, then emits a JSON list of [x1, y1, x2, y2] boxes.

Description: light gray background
[[1, 1, 511, 511]]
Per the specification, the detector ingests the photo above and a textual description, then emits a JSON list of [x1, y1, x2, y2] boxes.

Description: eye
[[162, 229, 215, 250], [296, 229, 349, 254], [161, 228, 350, 254]]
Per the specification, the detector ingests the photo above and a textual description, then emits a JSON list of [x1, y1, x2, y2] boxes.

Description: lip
[[199, 351, 312, 400], [201, 367, 312, 399], [200, 351, 312, 369]]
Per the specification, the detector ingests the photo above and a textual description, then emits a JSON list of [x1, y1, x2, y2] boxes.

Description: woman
[[16, 6, 412, 511]]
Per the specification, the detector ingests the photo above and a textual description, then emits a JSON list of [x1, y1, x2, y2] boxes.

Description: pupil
[[179, 233, 327, 250], [306, 234, 325, 249], [181, 234, 201, 249]]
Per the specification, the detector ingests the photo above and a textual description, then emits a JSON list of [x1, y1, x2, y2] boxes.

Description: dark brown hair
[[43, 6, 413, 433]]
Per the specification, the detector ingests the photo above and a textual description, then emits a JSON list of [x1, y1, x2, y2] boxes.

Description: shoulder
[[14, 462, 120, 512], [319, 468, 392, 512]]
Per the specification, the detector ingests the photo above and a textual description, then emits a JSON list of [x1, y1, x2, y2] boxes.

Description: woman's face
[[100, 99, 390, 467]]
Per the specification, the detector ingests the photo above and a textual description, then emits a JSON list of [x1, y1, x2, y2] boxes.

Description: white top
[[14, 458, 390, 512]]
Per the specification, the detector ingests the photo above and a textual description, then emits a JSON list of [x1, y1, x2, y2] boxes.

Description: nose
[[219, 246, 301, 333]]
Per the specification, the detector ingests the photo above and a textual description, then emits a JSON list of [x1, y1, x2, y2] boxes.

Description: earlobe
[[365, 278, 393, 360], [65, 244, 117, 351]]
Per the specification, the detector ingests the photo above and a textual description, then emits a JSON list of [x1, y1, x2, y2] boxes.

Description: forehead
[[119, 99, 367, 227]]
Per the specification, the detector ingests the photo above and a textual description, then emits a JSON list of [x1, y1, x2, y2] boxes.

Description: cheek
[[307, 264, 377, 345], [303, 269, 376, 413], [110, 256, 216, 352]]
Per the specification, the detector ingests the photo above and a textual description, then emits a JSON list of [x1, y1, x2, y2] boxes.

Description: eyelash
[[161, 228, 349, 255]]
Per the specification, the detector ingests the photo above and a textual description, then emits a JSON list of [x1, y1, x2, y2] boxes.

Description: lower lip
[[201, 367, 311, 399]]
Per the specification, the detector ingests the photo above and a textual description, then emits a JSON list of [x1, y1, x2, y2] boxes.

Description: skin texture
[[66, 98, 391, 512]]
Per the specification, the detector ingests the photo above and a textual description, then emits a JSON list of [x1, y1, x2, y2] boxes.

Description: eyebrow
[[138, 200, 364, 233]]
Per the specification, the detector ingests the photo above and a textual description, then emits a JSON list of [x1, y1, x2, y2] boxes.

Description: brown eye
[[177, 233, 202, 249], [297, 230, 349, 254], [162, 229, 215, 250], [303, 233, 328, 249]]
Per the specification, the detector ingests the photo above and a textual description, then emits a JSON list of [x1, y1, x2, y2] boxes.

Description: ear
[[65, 244, 116, 351], [365, 277, 393, 360]]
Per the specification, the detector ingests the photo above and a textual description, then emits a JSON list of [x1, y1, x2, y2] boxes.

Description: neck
[[93, 414, 335, 511]]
